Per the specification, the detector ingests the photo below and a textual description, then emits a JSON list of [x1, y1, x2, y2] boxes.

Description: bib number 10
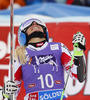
[[37, 74, 54, 89]]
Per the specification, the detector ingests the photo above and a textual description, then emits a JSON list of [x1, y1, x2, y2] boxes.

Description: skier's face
[[26, 22, 44, 35]]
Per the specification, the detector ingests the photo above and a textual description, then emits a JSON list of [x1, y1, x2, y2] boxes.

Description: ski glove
[[3, 80, 18, 98], [72, 31, 86, 56]]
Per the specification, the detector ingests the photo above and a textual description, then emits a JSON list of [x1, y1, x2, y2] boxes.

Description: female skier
[[3, 18, 86, 100]]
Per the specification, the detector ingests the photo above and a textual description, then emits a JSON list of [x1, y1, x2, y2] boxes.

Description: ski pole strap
[[74, 43, 83, 56], [3, 92, 10, 98], [74, 50, 83, 56]]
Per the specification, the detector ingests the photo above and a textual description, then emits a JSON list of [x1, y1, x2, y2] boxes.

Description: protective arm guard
[[74, 56, 86, 83]]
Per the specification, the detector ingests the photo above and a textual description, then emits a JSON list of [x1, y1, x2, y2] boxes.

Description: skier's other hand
[[72, 31, 86, 51], [3, 80, 18, 98]]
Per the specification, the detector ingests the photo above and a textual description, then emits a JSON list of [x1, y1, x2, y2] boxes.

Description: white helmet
[[18, 18, 49, 46]]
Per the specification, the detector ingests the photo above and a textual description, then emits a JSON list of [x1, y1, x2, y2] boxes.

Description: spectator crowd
[[0, 0, 90, 10]]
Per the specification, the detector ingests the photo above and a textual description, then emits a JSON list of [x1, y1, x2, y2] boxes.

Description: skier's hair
[[15, 46, 26, 65]]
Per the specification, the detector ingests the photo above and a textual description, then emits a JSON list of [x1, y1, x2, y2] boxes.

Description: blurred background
[[0, 0, 90, 100], [0, 0, 90, 10]]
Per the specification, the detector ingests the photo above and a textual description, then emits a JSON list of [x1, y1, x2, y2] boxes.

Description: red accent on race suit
[[36, 42, 44, 47], [15, 66, 22, 81], [71, 72, 78, 78], [61, 52, 71, 70], [61, 52, 78, 79]]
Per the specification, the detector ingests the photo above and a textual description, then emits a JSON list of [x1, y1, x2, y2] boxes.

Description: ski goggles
[[21, 18, 46, 32]]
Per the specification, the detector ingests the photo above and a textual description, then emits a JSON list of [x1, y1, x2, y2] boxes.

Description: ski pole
[[1, 0, 14, 100], [9, 0, 15, 100], [10, 0, 14, 82], [60, 43, 78, 100]]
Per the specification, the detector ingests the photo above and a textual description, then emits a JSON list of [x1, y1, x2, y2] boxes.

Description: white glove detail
[[72, 32, 86, 50], [4, 81, 18, 95]]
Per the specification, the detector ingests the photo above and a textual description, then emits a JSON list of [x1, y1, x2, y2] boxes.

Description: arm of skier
[[61, 43, 78, 80], [3, 59, 22, 99], [3, 45, 27, 99], [61, 32, 86, 82], [14, 59, 22, 98], [72, 31, 86, 82]]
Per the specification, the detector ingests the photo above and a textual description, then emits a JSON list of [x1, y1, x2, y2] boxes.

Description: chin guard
[[25, 31, 45, 45]]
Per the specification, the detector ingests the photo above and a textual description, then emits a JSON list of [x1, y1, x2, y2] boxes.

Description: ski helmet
[[18, 18, 49, 46]]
